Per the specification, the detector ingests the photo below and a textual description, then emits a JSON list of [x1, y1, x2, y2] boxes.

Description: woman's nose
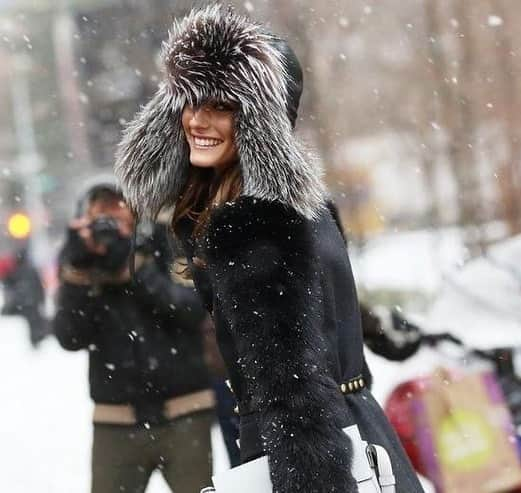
[[189, 107, 210, 128]]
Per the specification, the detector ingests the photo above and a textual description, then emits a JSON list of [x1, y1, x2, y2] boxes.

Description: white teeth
[[193, 137, 222, 147]]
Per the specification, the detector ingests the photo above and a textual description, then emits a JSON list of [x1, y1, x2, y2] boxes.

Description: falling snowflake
[[487, 15, 503, 27]]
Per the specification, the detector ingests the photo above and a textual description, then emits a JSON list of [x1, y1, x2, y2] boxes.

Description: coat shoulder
[[205, 196, 313, 257]]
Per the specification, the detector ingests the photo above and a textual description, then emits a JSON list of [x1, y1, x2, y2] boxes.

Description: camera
[[89, 216, 121, 247]]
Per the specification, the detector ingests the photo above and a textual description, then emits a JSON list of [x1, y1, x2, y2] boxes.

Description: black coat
[[178, 197, 423, 492], [53, 259, 210, 417]]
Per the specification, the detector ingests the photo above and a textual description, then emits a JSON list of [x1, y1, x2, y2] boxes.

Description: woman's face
[[182, 102, 238, 170]]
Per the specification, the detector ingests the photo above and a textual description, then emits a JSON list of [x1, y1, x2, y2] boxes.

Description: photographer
[[53, 183, 214, 493]]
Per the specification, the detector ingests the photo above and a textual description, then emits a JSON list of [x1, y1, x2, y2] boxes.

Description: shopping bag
[[413, 368, 521, 493]]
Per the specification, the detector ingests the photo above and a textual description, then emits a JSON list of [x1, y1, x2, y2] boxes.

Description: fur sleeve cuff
[[205, 197, 357, 492]]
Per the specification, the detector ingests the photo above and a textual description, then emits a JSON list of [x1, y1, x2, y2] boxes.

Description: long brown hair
[[172, 163, 242, 237]]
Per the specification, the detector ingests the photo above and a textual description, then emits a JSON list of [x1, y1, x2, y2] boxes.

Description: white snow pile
[[0, 317, 92, 493], [427, 234, 521, 348], [351, 227, 466, 294]]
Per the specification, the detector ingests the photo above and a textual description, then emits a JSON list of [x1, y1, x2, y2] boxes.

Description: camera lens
[[90, 216, 121, 246]]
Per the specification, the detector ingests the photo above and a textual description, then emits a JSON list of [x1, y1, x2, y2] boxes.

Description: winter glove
[[62, 227, 98, 269], [361, 304, 422, 361], [61, 227, 131, 274], [93, 235, 132, 273]]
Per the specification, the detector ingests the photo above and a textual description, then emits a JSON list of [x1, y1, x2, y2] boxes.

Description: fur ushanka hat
[[115, 4, 326, 221]]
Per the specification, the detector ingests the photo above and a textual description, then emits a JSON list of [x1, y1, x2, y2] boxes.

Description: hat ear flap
[[236, 103, 326, 220], [115, 84, 189, 220]]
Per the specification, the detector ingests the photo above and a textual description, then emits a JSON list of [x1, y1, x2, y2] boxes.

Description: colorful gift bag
[[413, 368, 521, 493]]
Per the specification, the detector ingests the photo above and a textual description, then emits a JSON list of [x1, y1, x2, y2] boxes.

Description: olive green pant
[[91, 410, 213, 493]]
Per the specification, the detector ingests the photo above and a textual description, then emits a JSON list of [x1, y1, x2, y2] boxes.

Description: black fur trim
[[205, 196, 357, 492]]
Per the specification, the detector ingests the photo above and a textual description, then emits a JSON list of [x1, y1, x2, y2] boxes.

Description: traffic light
[[7, 212, 32, 240]]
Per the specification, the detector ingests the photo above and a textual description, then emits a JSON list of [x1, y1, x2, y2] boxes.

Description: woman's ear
[[115, 84, 190, 221]]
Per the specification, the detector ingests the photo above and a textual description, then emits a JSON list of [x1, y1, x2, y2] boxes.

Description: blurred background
[[2, 0, 521, 297], [0, 1, 520, 492]]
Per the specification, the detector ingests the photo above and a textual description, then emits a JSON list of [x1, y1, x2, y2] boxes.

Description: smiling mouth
[[192, 136, 224, 149]]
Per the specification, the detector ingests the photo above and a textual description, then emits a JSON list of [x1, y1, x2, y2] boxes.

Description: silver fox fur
[[115, 4, 326, 220]]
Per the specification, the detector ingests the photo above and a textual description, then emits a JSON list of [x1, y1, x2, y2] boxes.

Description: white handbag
[[201, 425, 396, 493]]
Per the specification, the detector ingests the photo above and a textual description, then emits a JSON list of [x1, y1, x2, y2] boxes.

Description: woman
[[116, 5, 423, 492]]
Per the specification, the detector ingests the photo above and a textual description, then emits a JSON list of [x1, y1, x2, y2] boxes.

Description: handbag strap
[[367, 444, 396, 491]]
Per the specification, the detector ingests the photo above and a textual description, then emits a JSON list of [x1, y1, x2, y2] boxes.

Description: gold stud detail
[[359, 379, 364, 388], [348, 382, 354, 392], [341, 383, 347, 393], [353, 380, 359, 390]]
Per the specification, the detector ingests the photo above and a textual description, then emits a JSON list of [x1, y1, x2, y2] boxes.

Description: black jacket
[[328, 202, 423, 362], [53, 255, 210, 414], [177, 197, 423, 493]]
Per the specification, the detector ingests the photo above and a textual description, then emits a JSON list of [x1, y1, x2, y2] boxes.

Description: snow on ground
[[0, 317, 228, 493], [0, 317, 92, 493]]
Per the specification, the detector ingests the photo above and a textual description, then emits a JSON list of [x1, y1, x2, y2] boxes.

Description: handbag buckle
[[366, 443, 377, 469]]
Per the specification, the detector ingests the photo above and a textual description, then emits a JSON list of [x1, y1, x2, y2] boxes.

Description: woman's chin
[[189, 150, 233, 170], [189, 153, 218, 168]]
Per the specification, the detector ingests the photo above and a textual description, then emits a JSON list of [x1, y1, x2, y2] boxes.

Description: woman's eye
[[214, 103, 233, 112]]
